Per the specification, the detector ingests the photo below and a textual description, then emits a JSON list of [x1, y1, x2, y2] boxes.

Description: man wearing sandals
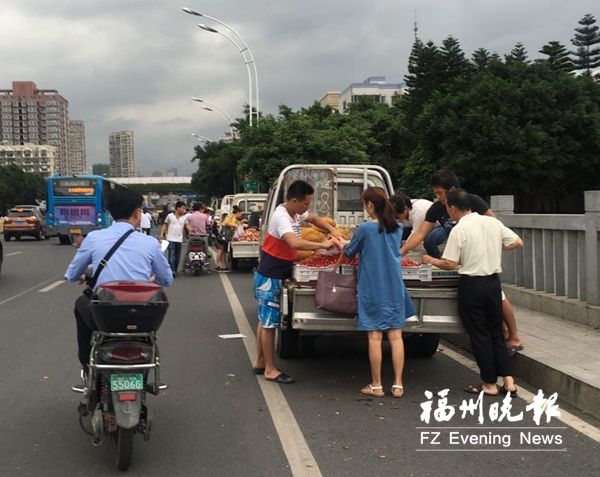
[[422, 189, 523, 397], [253, 180, 340, 384]]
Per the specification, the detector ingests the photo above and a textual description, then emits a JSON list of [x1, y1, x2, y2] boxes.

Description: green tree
[[0, 166, 46, 214], [539, 41, 574, 71], [571, 13, 600, 75], [506, 42, 529, 64], [472, 48, 492, 70], [439, 36, 472, 82]]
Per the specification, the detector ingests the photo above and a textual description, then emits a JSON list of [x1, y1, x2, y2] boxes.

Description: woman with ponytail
[[336, 187, 416, 398]]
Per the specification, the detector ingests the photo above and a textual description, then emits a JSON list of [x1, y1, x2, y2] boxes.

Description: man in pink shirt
[[185, 203, 211, 268]]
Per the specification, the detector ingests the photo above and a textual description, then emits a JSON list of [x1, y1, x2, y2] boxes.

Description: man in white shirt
[[140, 208, 153, 235], [159, 201, 187, 275], [423, 189, 523, 398], [390, 193, 433, 241]]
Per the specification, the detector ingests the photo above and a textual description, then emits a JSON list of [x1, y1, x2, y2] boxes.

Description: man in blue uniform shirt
[[65, 187, 173, 370]]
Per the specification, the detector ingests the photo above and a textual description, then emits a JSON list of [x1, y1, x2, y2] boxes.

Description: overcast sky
[[1, 0, 597, 176]]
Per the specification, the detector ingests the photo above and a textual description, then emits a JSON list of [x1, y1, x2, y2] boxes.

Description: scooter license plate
[[110, 373, 143, 391]]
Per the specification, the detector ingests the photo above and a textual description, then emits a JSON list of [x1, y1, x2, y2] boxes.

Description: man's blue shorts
[[253, 272, 282, 328]]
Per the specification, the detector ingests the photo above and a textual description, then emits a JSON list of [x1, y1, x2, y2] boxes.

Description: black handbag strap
[[88, 228, 135, 289]]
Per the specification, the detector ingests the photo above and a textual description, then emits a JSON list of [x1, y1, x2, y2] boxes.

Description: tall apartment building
[[67, 120, 86, 175], [109, 130, 135, 177], [0, 81, 69, 174], [0, 142, 57, 177]]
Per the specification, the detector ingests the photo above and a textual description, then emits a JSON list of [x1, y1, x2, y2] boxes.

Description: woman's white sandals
[[391, 385, 404, 398], [361, 384, 385, 397]]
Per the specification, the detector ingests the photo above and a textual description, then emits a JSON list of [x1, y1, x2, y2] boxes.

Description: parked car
[[3, 206, 47, 241]]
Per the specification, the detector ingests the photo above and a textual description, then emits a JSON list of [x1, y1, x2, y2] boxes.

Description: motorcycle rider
[[65, 187, 173, 387]]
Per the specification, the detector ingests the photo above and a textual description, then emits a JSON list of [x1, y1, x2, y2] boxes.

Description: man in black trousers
[[422, 189, 523, 396]]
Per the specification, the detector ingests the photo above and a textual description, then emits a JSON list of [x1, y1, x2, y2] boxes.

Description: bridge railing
[[491, 191, 600, 306]]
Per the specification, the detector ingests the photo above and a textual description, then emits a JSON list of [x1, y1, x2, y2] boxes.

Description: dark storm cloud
[[1, 0, 596, 175]]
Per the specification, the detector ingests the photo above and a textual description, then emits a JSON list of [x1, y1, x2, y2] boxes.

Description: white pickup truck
[[259, 164, 465, 359], [227, 193, 268, 269]]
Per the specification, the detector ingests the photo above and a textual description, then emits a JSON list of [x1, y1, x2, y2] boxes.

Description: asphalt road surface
[[0, 236, 599, 477]]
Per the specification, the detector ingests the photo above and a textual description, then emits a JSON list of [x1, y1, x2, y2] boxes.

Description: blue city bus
[[45, 175, 128, 244]]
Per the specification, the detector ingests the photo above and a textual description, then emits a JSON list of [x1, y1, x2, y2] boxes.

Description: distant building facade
[[92, 163, 110, 177], [67, 120, 86, 175], [109, 130, 135, 177], [0, 142, 57, 176], [338, 76, 405, 113], [166, 167, 178, 177], [319, 91, 341, 111], [0, 81, 69, 174]]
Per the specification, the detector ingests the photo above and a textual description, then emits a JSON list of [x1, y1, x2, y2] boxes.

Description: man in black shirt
[[401, 171, 493, 258], [400, 170, 525, 353]]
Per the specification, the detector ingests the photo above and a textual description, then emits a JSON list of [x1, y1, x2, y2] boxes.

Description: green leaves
[[0, 166, 46, 214]]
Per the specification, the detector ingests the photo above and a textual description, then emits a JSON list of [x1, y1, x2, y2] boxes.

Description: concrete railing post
[[584, 190, 600, 306], [492, 195, 517, 285], [491, 195, 514, 215]]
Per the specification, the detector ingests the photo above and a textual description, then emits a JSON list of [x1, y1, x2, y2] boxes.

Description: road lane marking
[[6, 251, 23, 257], [218, 272, 323, 477], [0, 274, 64, 307], [440, 344, 600, 443], [38, 280, 66, 293]]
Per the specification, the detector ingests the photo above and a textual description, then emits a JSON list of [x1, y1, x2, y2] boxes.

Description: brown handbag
[[314, 256, 357, 316]]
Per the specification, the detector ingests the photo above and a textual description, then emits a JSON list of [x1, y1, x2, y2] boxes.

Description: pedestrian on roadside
[[64, 187, 173, 388], [140, 208, 153, 235], [334, 187, 416, 398], [215, 206, 243, 272], [422, 189, 523, 397], [158, 205, 170, 225], [400, 170, 525, 354], [390, 193, 433, 242], [253, 180, 341, 384], [159, 201, 187, 276]]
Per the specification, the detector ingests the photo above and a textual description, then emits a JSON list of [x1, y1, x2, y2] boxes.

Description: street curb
[[443, 334, 600, 421]]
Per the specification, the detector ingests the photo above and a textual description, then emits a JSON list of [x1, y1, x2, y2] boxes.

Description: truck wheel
[[3, 233, 10, 242], [231, 258, 239, 270], [58, 234, 71, 245], [416, 333, 440, 357], [275, 327, 298, 359]]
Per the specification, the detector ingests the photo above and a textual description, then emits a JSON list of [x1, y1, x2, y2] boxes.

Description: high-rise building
[[92, 163, 110, 177], [166, 167, 178, 177], [0, 142, 57, 177], [0, 81, 69, 174], [67, 120, 86, 175], [109, 130, 135, 177]]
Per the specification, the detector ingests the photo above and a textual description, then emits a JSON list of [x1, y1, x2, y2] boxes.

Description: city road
[[0, 237, 599, 477]]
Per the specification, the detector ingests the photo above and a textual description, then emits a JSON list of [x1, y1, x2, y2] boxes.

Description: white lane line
[[439, 344, 600, 443], [38, 280, 66, 293], [6, 251, 23, 257], [0, 274, 64, 307], [218, 272, 323, 477]]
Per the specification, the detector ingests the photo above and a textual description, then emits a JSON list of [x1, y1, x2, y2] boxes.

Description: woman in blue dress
[[338, 187, 416, 398]]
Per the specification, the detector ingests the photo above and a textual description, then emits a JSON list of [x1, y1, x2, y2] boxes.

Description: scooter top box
[[90, 281, 169, 333]]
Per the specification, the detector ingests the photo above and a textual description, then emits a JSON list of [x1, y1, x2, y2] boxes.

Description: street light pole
[[190, 133, 211, 142], [182, 7, 259, 125], [191, 97, 234, 124]]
